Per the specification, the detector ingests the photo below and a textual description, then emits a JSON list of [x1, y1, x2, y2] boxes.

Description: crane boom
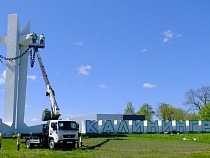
[[34, 49, 60, 120]]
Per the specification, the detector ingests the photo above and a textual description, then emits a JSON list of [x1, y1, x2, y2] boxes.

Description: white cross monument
[[0, 14, 42, 134]]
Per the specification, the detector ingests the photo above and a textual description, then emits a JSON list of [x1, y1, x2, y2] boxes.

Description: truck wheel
[[26, 139, 34, 149], [49, 139, 55, 149]]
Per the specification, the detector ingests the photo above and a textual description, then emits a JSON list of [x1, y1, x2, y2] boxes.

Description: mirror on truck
[[51, 123, 57, 131], [53, 126, 57, 131], [77, 123, 79, 130]]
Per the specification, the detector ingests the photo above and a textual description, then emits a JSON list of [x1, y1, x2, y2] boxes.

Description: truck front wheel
[[49, 139, 55, 149], [26, 139, 34, 149]]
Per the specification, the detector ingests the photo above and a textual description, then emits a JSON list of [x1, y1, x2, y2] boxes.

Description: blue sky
[[0, 1, 210, 125]]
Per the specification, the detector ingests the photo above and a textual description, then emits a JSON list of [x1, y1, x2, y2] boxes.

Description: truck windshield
[[58, 121, 77, 130]]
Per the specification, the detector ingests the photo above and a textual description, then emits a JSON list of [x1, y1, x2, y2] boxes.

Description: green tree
[[198, 103, 210, 120], [156, 103, 194, 120], [156, 103, 176, 120], [157, 103, 200, 120], [173, 108, 187, 120], [185, 112, 199, 120], [124, 101, 135, 115], [136, 103, 154, 120]]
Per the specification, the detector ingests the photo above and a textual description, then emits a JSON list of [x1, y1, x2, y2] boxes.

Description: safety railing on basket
[[30, 38, 45, 45]]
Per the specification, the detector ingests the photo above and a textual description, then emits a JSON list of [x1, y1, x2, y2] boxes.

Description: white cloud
[[77, 65, 91, 75], [164, 30, 174, 38], [27, 75, 36, 80], [162, 30, 174, 43], [142, 48, 148, 52], [31, 118, 40, 122], [0, 70, 6, 84], [143, 83, 157, 89], [98, 84, 108, 88], [163, 37, 170, 43], [162, 30, 182, 43], [75, 41, 84, 46], [176, 34, 182, 38], [25, 104, 32, 108]]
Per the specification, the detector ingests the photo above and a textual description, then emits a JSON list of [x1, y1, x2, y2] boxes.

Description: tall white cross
[[0, 14, 31, 133]]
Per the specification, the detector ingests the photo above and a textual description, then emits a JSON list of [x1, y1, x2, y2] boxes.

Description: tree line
[[124, 86, 210, 120]]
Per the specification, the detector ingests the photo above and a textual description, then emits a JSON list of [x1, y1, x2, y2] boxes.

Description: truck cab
[[44, 120, 79, 149], [25, 120, 79, 149]]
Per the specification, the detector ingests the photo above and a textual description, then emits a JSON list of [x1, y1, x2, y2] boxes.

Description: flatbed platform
[[20, 133, 42, 138]]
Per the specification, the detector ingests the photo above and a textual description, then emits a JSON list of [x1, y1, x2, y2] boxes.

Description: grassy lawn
[[0, 134, 210, 157]]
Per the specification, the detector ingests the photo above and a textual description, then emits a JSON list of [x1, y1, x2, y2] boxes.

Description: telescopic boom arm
[[28, 35, 60, 120], [35, 49, 61, 120]]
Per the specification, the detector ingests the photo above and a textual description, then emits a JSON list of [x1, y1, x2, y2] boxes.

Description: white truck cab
[[25, 120, 79, 149], [47, 120, 79, 149]]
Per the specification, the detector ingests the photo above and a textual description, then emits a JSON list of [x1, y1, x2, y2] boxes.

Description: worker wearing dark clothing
[[31, 32, 37, 43], [40, 34, 45, 44]]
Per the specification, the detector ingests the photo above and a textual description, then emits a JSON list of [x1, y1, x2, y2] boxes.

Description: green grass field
[[1, 134, 210, 158]]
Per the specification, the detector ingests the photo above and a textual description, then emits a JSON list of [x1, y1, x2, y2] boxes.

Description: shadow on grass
[[84, 139, 111, 150], [81, 137, 127, 150], [83, 133, 127, 138]]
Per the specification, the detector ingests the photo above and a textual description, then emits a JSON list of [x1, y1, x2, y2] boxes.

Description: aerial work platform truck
[[22, 36, 81, 150]]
